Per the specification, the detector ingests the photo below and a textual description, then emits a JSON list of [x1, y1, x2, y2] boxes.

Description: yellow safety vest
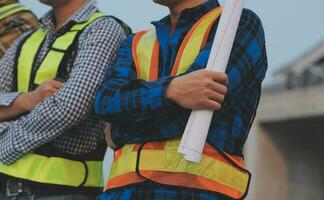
[[0, 12, 106, 191], [105, 7, 251, 200], [0, 3, 30, 21]]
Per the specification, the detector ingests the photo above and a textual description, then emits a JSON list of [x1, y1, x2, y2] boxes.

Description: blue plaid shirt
[[96, 0, 267, 199]]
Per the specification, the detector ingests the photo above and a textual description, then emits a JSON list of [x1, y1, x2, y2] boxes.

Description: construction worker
[[0, 0, 129, 199], [95, 0, 267, 199], [0, 0, 38, 58]]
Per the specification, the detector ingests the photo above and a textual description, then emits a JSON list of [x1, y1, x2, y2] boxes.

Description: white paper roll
[[178, 0, 246, 163]]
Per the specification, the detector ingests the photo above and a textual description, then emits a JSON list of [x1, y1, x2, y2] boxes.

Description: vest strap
[[131, 7, 222, 81], [0, 153, 103, 188], [17, 29, 47, 92], [172, 7, 222, 76], [34, 12, 105, 86], [132, 29, 160, 81], [17, 12, 105, 92]]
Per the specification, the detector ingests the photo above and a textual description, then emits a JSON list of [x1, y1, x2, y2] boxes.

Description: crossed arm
[[0, 18, 125, 165], [0, 80, 63, 122]]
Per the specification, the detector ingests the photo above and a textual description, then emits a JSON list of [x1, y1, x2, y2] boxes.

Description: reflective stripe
[[17, 29, 47, 92], [106, 172, 144, 189], [0, 3, 30, 21], [33, 50, 65, 85], [52, 31, 79, 50], [0, 153, 103, 187], [70, 12, 105, 31]]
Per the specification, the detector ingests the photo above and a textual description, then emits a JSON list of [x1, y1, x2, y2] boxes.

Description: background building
[[246, 42, 324, 200]]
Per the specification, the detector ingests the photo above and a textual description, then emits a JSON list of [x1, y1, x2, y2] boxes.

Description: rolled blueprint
[[178, 0, 246, 163]]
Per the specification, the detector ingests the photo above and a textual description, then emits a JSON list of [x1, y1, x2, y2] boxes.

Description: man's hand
[[104, 123, 116, 149], [165, 70, 228, 111], [18, 80, 63, 112]]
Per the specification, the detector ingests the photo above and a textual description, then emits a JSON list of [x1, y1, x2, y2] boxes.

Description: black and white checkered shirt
[[0, 0, 126, 165]]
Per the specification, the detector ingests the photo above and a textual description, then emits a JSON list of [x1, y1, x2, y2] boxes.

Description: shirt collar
[[152, 0, 220, 27], [39, 0, 98, 31]]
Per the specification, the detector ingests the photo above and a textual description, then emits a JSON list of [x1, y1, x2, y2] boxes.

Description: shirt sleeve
[[95, 9, 268, 147], [0, 121, 13, 134], [0, 18, 125, 165], [225, 9, 267, 97]]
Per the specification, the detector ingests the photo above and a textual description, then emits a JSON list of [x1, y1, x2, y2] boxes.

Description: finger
[[44, 88, 60, 97], [208, 81, 227, 95], [207, 71, 228, 85], [48, 80, 64, 89], [208, 91, 225, 103], [204, 100, 222, 111]]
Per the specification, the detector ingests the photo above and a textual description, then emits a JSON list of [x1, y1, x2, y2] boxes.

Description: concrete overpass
[[246, 42, 324, 200]]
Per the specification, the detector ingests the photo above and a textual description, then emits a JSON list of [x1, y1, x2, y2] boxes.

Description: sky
[[20, 0, 324, 83]]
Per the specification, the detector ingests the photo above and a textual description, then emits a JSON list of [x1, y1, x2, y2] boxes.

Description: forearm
[[95, 75, 175, 123], [110, 108, 190, 148], [0, 93, 28, 121]]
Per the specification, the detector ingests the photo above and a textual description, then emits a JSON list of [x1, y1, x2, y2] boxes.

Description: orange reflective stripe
[[132, 144, 141, 152], [113, 149, 123, 162], [140, 171, 245, 199], [224, 152, 245, 169], [170, 29, 191, 76], [141, 141, 167, 150], [132, 31, 147, 78], [132, 29, 158, 81], [105, 172, 145, 190], [149, 39, 160, 81], [201, 12, 217, 49], [171, 7, 222, 76], [203, 143, 245, 168], [132, 142, 168, 152]]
